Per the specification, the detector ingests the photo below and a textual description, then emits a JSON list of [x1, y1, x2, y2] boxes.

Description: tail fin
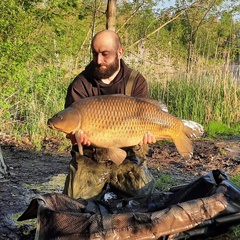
[[183, 120, 204, 138], [173, 133, 193, 160]]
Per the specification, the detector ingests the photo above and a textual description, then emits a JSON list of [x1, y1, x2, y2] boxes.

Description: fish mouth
[[47, 113, 64, 130], [47, 119, 56, 130], [47, 117, 74, 134]]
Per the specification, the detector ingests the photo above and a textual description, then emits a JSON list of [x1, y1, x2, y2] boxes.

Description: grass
[[0, 67, 70, 150], [231, 174, 240, 187], [155, 173, 176, 190], [148, 70, 240, 137]]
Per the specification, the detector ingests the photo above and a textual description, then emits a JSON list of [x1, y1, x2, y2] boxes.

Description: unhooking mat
[[18, 169, 240, 240]]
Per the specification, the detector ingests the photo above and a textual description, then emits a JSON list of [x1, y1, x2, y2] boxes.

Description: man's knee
[[110, 161, 155, 197], [63, 151, 110, 200]]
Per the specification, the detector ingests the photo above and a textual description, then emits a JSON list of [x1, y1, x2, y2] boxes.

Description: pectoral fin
[[107, 148, 127, 165], [74, 130, 83, 155]]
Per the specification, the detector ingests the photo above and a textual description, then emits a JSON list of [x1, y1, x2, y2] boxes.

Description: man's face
[[91, 34, 123, 80], [92, 51, 120, 79]]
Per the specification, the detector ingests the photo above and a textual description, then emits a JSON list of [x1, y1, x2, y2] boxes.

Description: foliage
[[0, 0, 239, 147], [206, 121, 240, 137]]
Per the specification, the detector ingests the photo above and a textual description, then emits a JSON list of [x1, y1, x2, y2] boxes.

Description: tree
[[174, 0, 240, 72], [106, 0, 117, 31]]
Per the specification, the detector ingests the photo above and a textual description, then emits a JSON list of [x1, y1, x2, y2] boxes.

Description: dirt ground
[[0, 134, 240, 240]]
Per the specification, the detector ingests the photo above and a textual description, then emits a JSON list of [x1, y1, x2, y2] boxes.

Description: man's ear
[[118, 48, 124, 59]]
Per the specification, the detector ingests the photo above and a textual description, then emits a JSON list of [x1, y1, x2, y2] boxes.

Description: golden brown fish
[[47, 94, 194, 165]]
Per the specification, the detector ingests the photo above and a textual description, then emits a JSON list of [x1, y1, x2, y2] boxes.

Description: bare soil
[[0, 134, 240, 240]]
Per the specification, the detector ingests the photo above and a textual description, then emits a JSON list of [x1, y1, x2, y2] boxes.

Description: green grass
[[148, 71, 240, 137], [155, 173, 176, 190], [0, 66, 70, 150], [231, 174, 240, 187]]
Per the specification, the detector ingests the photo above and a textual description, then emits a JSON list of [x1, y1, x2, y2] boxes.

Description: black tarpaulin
[[18, 170, 240, 240]]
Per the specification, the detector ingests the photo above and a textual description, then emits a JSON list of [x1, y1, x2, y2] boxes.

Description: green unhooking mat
[[18, 170, 240, 240]]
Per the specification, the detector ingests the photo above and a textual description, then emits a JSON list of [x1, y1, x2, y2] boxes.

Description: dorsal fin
[[135, 97, 168, 112]]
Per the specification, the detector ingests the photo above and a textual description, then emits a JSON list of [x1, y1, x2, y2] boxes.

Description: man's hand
[[66, 131, 91, 146], [139, 131, 156, 145]]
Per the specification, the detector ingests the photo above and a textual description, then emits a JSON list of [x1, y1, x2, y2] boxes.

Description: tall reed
[[148, 69, 240, 135], [0, 67, 70, 149]]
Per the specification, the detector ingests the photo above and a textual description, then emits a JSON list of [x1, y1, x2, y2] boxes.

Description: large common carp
[[48, 94, 195, 165]]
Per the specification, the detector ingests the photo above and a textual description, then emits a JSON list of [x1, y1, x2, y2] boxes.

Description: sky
[[157, 0, 239, 20], [159, 0, 176, 8]]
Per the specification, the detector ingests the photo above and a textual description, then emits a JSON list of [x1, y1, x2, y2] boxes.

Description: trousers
[[63, 145, 155, 199]]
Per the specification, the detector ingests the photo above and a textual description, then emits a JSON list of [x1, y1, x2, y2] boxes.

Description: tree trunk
[[106, 0, 116, 31]]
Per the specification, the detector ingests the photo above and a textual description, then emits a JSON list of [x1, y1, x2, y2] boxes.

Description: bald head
[[90, 30, 124, 81], [91, 30, 122, 51]]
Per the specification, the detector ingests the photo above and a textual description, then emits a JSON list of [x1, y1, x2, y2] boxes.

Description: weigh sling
[[18, 170, 240, 239]]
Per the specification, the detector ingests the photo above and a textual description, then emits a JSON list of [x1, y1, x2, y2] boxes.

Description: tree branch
[[116, 1, 145, 33], [125, 1, 199, 50]]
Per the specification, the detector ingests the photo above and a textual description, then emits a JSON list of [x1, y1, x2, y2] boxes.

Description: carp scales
[[47, 94, 194, 165]]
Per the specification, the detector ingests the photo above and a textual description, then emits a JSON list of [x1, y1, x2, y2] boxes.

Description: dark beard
[[93, 57, 119, 80]]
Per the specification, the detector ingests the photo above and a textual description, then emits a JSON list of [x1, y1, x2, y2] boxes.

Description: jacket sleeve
[[64, 76, 89, 108], [64, 83, 75, 108]]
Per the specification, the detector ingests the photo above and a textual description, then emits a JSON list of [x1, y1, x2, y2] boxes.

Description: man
[[63, 30, 156, 200]]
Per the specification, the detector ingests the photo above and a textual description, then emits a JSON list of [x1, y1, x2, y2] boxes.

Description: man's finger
[[152, 134, 156, 143], [76, 131, 91, 146], [79, 131, 84, 143], [143, 133, 148, 144], [147, 132, 152, 143], [83, 133, 89, 145], [147, 131, 156, 144]]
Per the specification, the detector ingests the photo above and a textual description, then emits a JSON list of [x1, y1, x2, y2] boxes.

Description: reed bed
[[148, 68, 240, 136]]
